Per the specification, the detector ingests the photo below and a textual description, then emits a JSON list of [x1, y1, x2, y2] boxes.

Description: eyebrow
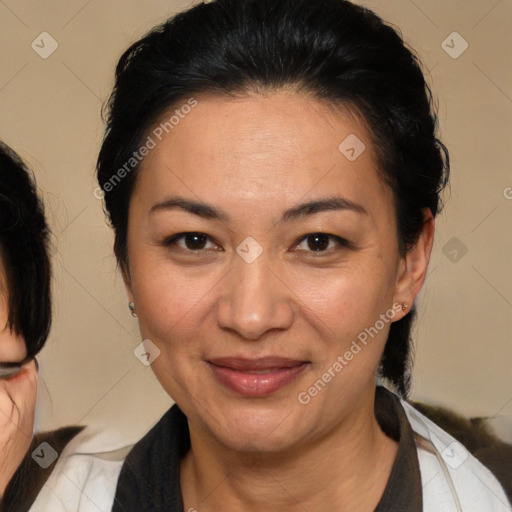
[[281, 197, 368, 222], [149, 196, 367, 222], [150, 197, 228, 221]]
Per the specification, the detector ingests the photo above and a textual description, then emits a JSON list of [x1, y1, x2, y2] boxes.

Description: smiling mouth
[[207, 357, 309, 397]]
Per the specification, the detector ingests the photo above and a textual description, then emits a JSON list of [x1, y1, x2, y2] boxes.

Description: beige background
[[0, 0, 511, 443]]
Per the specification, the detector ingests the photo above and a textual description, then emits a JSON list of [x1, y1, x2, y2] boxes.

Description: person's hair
[[97, 0, 449, 397], [0, 142, 52, 358]]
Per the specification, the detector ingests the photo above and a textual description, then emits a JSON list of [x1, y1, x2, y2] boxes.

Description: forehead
[[133, 91, 391, 218]]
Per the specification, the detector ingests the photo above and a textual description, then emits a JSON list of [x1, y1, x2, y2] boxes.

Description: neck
[[180, 393, 398, 512]]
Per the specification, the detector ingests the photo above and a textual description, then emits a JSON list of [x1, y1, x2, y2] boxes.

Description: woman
[[0, 141, 51, 503], [32, 0, 512, 510], [0, 142, 81, 512]]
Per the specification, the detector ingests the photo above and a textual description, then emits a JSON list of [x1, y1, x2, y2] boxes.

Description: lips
[[207, 357, 308, 397]]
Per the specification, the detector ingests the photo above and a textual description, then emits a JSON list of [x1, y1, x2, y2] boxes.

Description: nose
[[216, 253, 294, 340]]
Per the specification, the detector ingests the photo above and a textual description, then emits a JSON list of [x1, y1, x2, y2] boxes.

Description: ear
[[393, 208, 435, 320]]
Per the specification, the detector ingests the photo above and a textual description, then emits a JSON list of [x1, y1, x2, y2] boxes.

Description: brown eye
[[164, 232, 221, 252], [183, 233, 208, 250], [294, 233, 354, 254], [306, 233, 330, 251]]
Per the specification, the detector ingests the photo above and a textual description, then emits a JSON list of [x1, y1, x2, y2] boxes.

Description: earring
[[402, 302, 409, 311], [128, 302, 138, 318]]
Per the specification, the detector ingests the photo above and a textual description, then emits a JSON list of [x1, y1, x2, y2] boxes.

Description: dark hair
[[0, 142, 52, 358], [97, 0, 449, 396]]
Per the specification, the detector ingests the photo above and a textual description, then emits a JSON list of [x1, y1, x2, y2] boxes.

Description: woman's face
[[0, 260, 28, 364], [0, 286, 27, 363], [0, 256, 37, 494], [125, 91, 432, 452]]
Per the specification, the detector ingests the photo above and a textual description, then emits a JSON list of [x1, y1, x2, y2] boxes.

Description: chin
[[209, 400, 306, 452], [220, 426, 300, 454]]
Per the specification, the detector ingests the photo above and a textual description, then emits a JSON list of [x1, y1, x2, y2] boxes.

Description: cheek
[[286, 262, 395, 339], [0, 331, 27, 362], [132, 267, 217, 401], [0, 363, 37, 425], [132, 262, 219, 349]]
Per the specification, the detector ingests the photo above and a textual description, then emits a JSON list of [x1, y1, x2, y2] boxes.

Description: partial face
[[125, 92, 424, 452], [0, 259, 27, 365], [0, 255, 37, 494]]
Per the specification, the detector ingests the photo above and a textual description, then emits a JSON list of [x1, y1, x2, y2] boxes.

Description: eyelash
[[163, 232, 354, 254], [163, 232, 221, 252]]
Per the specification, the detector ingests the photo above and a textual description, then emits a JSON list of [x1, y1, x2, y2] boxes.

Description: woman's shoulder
[[1, 427, 82, 512], [28, 425, 134, 512], [401, 399, 512, 512]]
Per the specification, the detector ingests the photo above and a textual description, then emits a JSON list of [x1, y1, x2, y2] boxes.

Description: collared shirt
[[27, 387, 511, 512], [111, 386, 422, 511], [0, 426, 83, 512], [374, 386, 422, 511]]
